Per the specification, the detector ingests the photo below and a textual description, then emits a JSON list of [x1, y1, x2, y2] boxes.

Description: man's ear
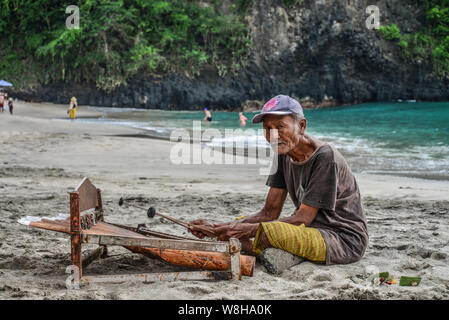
[[299, 118, 307, 134]]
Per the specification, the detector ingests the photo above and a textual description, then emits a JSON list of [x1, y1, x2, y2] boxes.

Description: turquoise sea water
[[67, 102, 449, 180]]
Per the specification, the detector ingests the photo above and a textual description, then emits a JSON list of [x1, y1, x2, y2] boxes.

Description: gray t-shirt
[[266, 144, 369, 265]]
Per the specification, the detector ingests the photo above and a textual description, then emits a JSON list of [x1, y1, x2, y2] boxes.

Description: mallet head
[[147, 207, 156, 218]]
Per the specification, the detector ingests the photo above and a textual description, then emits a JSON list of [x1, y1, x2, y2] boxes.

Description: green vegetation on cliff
[[233, 0, 302, 15], [0, 0, 252, 91], [2, 0, 449, 93], [379, 0, 449, 78]]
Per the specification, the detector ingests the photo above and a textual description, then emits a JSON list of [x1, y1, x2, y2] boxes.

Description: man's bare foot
[[260, 248, 305, 275]]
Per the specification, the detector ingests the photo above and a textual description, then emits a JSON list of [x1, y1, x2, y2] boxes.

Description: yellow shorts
[[69, 108, 76, 119], [253, 221, 326, 263]]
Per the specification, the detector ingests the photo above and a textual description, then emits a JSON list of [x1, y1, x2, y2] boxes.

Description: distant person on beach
[[203, 107, 212, 122], [67, 97, 77, 120], [4, 94, 8, 112], [0, 93, 4, 113], [8, 98, 13, 114], [189, 95, 369, 274], [239, 112, 247, 126]]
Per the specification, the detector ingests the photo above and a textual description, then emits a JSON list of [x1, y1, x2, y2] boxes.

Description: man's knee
[[260, 230, 272, 249]]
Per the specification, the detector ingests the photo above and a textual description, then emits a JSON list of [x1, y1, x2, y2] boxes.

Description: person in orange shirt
[[239, 112, 247, 126]]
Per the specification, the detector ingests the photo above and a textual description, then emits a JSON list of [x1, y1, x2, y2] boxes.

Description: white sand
[[0, 101, 448, 299]]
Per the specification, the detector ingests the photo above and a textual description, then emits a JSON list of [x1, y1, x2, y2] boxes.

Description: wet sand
[[0, 101, 448, 299]]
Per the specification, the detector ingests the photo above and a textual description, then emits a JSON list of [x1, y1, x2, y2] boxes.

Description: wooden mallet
[[118, 197, 217, 237]]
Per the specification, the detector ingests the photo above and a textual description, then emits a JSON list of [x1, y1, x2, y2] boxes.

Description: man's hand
[[188, 219, 215, 239], [212, 222, 259, 241]]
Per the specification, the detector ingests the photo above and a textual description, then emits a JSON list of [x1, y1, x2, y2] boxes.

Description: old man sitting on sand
[[189, 95, 369, 274]]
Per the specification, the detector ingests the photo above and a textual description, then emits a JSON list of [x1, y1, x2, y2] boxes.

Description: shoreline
[[9, 89, 448, 111], [4, 101, 449, 183]]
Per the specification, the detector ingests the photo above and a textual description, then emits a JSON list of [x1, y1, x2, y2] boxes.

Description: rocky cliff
[[9, 0, 449, 110]]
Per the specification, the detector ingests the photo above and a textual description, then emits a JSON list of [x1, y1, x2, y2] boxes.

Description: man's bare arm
[[188, 187, 287, 239], [278, 202, 319, 227], [208, 188, 288, 241], [232, 187, 288, 224], [213, 201, 319, 241]]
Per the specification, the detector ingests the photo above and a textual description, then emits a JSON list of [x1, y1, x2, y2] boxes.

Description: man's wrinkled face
[[262, 114, 304, 154]]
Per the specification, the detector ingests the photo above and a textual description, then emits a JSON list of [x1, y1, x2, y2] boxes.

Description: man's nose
[[270, 129, 280, 141]]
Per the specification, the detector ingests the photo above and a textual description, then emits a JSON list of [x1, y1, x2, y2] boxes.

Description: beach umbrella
[[0, 80, 13, 87]]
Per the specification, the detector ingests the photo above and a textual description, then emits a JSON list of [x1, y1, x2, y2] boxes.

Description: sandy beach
[[0, 101, 448, 300]]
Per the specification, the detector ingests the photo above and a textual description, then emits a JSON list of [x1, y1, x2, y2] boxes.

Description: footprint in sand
[[430, 252, 447, 260], [400, 260, 431, 271], [312, 272, 335, 282]]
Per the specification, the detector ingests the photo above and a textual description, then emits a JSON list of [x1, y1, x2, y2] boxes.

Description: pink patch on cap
[[263, 98, 278, 111]]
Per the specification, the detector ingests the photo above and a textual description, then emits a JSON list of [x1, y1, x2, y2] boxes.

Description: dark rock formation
[[9, 0, 449, 110]]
